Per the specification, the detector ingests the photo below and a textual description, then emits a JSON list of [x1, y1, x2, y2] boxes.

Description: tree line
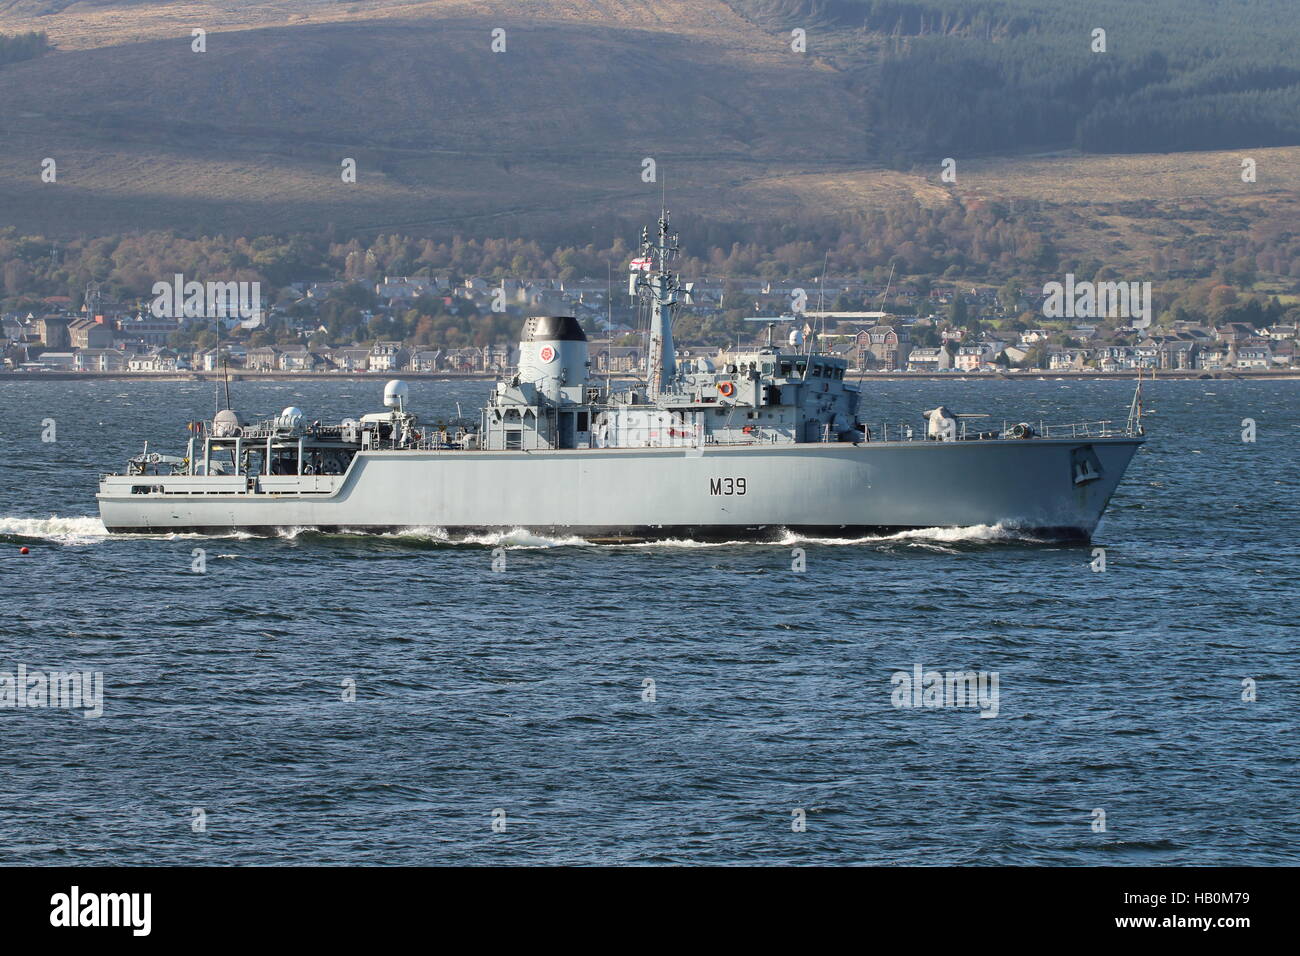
[[738, 0, 1300, 160], [2, 191, 1296, 349], [0, 31, 49, 67]]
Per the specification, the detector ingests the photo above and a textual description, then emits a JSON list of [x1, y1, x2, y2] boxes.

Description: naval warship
[[98, 211, 1145, 541]]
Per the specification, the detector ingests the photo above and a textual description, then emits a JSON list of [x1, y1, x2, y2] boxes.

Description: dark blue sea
[[0, 376, 1296, 865]]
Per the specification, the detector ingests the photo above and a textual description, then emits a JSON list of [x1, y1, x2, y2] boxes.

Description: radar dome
[[277, 406, 304, 429], [212, 408, 242, 437], [384, 379, 410, 409]]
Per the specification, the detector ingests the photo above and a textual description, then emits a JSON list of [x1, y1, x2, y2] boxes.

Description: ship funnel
[[517, 315, 587, 402]]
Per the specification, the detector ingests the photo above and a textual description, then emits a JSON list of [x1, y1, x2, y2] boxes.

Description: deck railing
[[870, 418, 1138, 442]]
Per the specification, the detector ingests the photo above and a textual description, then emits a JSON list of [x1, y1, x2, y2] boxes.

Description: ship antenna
[[214, 309, 220, 415], [212, 307, 233, 412], [1127, 367, 1145, 435], [640, 199, 680, 397], [813, 251, 829, 354], [607, 259, 614, 398], [855, 263, 896, 389]]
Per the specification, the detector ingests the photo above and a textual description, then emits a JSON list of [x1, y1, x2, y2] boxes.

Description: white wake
[[0, 515, 109, 545], [0, 515, 255, 544], [1, 517, 1047, 550]]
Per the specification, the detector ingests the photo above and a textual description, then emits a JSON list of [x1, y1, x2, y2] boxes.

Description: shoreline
[[2, 369, 1297, 383]]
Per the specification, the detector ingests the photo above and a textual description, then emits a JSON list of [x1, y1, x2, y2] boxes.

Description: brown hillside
[[0, 11, 871, 236], [0, 0, 1295, 249]]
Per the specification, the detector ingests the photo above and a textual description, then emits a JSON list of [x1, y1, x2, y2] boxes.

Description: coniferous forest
[[736, 0, 1300, 160]]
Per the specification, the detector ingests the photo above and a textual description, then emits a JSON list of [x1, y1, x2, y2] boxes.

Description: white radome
[[278, 406, 304, 429], [212, 408, 242, 437], [384, 379, 410, 409]]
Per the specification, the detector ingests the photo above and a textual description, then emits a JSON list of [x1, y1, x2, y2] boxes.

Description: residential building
[[245, 347, 281, 371], [278, 345, 316, 371], [369, 341, 409, 372], [376, 276, 438, 302], [34, 350, 76, 369], [68, 317, 116, 350], [954, 344, 991, 371], [36, 315, 71, 349], [75, 348, 130, 372], [1049, 348, 1091, 371], [906, 347, 952, 372], [1236, 345, 1272, 369]]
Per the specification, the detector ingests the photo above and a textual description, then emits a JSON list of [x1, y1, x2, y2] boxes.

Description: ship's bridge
[[479, 317, 865, 451]]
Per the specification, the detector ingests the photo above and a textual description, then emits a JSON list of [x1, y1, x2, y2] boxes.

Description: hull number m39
[[709, 477, 747, 496]]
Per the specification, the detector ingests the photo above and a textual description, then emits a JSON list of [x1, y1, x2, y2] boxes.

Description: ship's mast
[[638, 208, 680, 398]]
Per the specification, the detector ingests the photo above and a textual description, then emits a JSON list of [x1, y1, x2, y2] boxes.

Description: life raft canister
[[717, 381, 736, 398]]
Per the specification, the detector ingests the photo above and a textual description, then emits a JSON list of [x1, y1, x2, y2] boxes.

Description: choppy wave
[[0, 515, 109, 544], [0, 515, 255, 544]]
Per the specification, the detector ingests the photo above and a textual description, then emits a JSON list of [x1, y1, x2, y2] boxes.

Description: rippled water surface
[[0, 376, 1296, 864]]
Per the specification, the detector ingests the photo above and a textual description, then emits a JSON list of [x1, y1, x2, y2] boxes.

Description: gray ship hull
[[98, 437, 1142, 541]]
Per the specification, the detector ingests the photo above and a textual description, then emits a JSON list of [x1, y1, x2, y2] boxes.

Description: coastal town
[[3, 273, 1296, 376]]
